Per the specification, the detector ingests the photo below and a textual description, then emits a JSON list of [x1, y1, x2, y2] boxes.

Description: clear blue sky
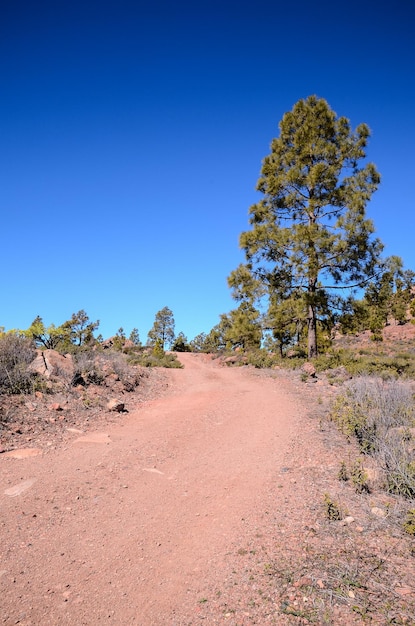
[[1, 0, 414, 342]]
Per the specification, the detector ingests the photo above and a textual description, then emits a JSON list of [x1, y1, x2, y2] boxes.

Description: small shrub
[[0, 334, 37, 394], [152, 339, 165, 359], [403, 509, 415, 536], [128, 351, 183, 369], [350, 459, 370, 494], [73, 352, 104, 385], [338, 461, 349, 482], [324, 494, 344, 521]]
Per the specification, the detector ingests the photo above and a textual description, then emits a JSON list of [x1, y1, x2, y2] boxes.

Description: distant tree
[[171, 332, 191, 352], [129, 328, 142, 346], [24, 316, 69, 350], [338, 297, 370, 335], [265, 293, 308, 356], [225, 303, 262, 350], [113, 327, 126, 351], [229, 95, 383, 358], [190, 323, 227, 353], [190, 332, 208, 352], [62, 310, 100, 347], [147, 307, 175, 350], [390, 268, 415, 325]]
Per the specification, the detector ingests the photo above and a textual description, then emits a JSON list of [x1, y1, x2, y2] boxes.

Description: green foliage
[[225, 303, 262, 350], [129, 328, 141, 346], [62, 309, 99, 349], [24, 310, 99, 353], [24, 315, 69, 350], [403, 509, 415, 536], [350, 459, 370, 493], [189, 332, 209, 353], [152, 338, 165, 358], [338, 461, 349, 482], [147, 306, 175, 350], [171, 332, 191, 352], [128, 348, 183, 369], [338, 298, 370, 335], [229, 95, 383, 358], [112, 327, 126, 351], [0, 334, 37, 394], [324, 494, 343, 521]]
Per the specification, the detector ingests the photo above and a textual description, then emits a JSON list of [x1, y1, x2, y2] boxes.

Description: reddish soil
[[1, 354, 414, 625]]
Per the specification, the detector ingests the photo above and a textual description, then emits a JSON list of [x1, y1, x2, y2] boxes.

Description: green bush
[[128, 351, 183, 369]]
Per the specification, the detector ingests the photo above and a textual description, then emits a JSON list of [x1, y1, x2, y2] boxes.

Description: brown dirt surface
[[1, 354, 414, 625]]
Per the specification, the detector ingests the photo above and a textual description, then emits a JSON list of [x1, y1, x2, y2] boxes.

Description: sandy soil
[[1, 353, 303, 625], [1, 353, 414, 625]]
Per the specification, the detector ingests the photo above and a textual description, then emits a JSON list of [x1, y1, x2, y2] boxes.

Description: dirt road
[[1, 353, 304, 625]]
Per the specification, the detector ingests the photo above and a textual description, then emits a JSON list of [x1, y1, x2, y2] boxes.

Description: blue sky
[[1, 0, 414, 342]]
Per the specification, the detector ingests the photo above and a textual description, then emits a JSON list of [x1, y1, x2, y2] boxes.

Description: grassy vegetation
[[0, 334, 37, 394], [330, 377, 415, 499]]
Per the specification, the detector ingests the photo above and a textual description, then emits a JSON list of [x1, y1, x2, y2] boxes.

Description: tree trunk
[[307, 302, 318, 359]]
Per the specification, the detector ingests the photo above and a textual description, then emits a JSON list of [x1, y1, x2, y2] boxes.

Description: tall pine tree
[[230, 96, 383, 357]]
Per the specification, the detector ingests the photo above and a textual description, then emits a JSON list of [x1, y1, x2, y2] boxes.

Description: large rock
[[301, 362, 316, 377], [29, 350, 74, 380]]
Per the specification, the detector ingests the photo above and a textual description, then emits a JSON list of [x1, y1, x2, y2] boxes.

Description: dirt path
[[1, 354, 305, 625]]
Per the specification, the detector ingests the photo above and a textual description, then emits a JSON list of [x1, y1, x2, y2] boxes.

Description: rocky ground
[[1, 353, 414, 625]]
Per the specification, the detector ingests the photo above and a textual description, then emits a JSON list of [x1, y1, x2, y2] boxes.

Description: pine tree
[[230, 96, 383, 357], [147, 307, 175, 350]]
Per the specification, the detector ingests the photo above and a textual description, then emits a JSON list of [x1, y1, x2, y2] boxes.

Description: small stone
[[294, 576, 312, 588], [4, 478, 37, 497], [107, 399, 125, 412], [301, 362, 316, 377], [371, 507, 386, 518], [50, 403, 64, 411], [395, 587, 413, 596], [3, 448, 42, 459]]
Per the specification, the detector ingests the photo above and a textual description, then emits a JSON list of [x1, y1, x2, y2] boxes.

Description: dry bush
[[0, 334, 37, 394], [73, 350, 144, 391], [331, 376, 415, 498]]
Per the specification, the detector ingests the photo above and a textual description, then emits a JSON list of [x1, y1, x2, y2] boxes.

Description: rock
[[107, 399, 125, 412], [3, 448, 42, 459], [294, 576, 312, 588], [73, 433, 111, 444], [223, 356, 239, 364], [395, 587, 413, 596], [371, 507, 387, 518], [29, 350, 74, 380], [4, 478, 37, 496], [301, 362, 316, 377], [49, 402, 64, 411]]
